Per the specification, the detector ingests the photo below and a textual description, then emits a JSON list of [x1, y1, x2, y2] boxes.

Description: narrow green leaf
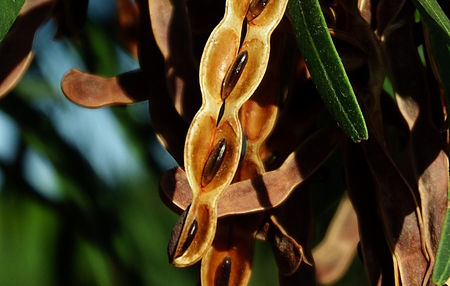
[[434, 201, 450, 285], [287, 0, 368, 142], [412, 0, 450, 42], [0, 0, 26, 42]]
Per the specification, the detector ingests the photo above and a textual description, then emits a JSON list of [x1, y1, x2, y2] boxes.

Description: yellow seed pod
[[170, 0, 289, 267]]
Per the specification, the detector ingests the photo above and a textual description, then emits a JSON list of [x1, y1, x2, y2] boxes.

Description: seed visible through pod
[[168, 206, 190, 263], [215, 256, 232, 286], [221, 51, 249, 100], [247, 0, 270, 21], [181, 219, 198, 254], [263, 151, 278, 169], [201, 138, 228, 187]]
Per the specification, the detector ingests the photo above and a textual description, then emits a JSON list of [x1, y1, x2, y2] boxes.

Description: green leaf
[[412, 0, 450, 43], [434, 201, 450, 285], [0, 0, 26, 42], [287, 0, 368, 142]]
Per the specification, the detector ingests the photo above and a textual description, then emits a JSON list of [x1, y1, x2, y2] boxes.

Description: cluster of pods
[[1, 0, 449, 285]]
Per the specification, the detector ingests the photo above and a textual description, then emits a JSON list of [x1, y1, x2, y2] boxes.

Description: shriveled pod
[[362, 127, 429, 285], [382, 1, 448, 281], [148, 0, 201, 122], [171, 0, 289, 267], [312, 194, 359, 284]]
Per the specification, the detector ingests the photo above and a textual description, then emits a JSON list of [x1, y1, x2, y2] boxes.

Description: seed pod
[[247, 0, 270, 21], [181, 219, 198, 254], [221, 51, 249, 100], [215, 256, 232, 286], [201, 138, 228, 187]]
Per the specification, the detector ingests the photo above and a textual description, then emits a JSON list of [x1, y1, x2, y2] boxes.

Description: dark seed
[[215, 256, 232, 286], [263, 151, 278, 169], [168, 206, 190, 263], [247, 0, 270, 21], [221, 51, 248, 100], [181, 219, 198, 254], [201, 138, 228, 187], [181, 219, 198, 253]]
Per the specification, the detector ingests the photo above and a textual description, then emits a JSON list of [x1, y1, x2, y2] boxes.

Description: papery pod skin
[[62, 69, 150, 108], [137, 0, 190, 165], [174, 0, 289, 267], [200, 25, 284, 285], [148, 0, 201, 122], [313, 194, 359, 285]]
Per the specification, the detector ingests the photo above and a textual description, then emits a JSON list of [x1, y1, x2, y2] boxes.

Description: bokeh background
[[0, 0, 368, 284]]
